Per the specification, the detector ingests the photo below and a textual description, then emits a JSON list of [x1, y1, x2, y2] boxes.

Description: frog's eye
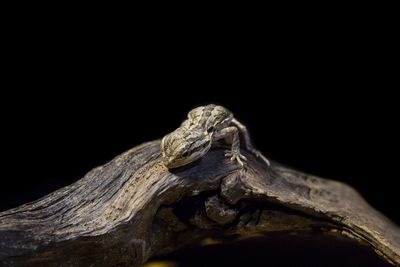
[[182, 151, 189, 157], [207, 126, 215, 133]]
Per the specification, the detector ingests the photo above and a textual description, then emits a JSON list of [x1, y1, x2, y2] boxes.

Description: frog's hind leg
[[231, 118, 270, 166]]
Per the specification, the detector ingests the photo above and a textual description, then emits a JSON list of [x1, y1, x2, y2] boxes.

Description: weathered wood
[[0, 140, 399, 266]]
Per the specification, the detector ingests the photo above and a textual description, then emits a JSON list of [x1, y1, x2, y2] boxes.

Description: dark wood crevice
[[0, 140, 399, 266]]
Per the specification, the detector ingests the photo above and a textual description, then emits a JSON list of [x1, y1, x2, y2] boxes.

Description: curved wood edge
[[0, 140, 399, 266]]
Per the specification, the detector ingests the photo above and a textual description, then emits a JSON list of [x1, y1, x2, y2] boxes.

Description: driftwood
[[0, 140, 399, 266]]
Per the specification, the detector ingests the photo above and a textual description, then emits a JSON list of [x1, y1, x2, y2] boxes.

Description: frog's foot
[[225, 150, 247, 167]]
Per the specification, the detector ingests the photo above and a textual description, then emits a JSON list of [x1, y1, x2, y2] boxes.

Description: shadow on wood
[[146, 233, 393, 267], [0, 141, 399, 266]]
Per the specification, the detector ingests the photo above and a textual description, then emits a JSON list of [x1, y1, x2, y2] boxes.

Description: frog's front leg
[[212, 126, 247, 167], [231, 119, 270, 166]]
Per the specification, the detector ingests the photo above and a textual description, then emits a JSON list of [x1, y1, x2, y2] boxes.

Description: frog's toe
[[225, 150, 247, 167]]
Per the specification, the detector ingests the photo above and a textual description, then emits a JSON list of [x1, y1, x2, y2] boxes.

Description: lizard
[[161, 104, 270, 169]]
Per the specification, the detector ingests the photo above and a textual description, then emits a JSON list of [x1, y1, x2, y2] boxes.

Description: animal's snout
[[162, 156, 174, 167]]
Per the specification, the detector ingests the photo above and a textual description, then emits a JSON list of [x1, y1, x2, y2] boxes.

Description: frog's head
[[161, 128, 212, 169]]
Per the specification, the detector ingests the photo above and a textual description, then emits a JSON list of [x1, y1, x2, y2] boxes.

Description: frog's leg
[[212, 126, 247, 167], [231, 118, 270, 166]]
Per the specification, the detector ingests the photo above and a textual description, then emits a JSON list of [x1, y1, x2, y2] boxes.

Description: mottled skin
[[161, 104, 270, 169]]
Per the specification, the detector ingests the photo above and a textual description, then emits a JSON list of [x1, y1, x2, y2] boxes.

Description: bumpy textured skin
[[161, 104, 269, 168]]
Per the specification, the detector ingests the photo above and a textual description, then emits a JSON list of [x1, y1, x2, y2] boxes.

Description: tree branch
[[0, 141, 399, 266]]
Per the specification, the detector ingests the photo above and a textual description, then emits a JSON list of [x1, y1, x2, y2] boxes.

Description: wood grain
[[0, 141, 399, 266]]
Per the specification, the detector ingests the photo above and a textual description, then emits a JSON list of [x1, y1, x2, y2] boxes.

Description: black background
[[1, 71, 398, 225], [0, 9, 398, 266]]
